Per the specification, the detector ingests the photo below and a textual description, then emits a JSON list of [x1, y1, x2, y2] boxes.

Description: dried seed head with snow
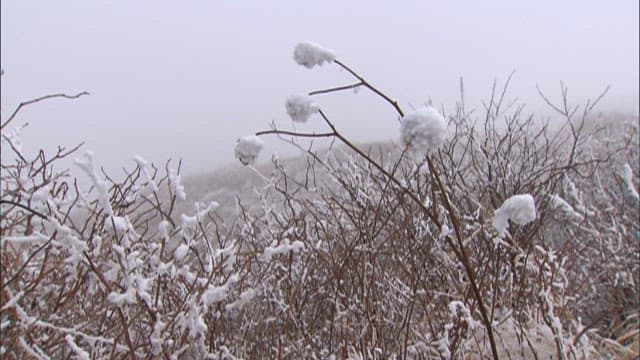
[[399, 106, 447, 156], [493, 194, 537, 236], [234, 135, 264, 166], [293, 41, 336, 69], [285, 94, 320, 123]]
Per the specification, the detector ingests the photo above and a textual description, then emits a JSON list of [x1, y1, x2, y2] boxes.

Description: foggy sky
[[1, 1, 638, 176]]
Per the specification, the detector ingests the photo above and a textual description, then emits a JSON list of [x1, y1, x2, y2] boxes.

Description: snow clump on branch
[[234, 135, 264, 165], [293, 41, 336, 68], [493, 194, 537, 236], [399, 106, 447, 155], [285, 94, 320, 123]]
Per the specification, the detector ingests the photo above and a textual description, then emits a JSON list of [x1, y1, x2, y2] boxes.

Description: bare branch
[[1, 91, 89, 130]]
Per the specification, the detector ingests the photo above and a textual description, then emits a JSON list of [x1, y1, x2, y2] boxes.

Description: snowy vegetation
[[1, 43, 638, 359]]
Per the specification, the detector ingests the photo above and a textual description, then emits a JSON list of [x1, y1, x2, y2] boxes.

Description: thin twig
[[0, 200, 49, 219], [333, 59, 404, 117], [1, 91, 90, 130], [256, 129, 336, 138], [309, 82, 363, 96]]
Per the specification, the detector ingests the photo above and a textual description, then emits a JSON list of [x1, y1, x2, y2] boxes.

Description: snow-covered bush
[[1, 42, 637, 359], [234, 41, 638, 358], [1, 93, 257, 358]]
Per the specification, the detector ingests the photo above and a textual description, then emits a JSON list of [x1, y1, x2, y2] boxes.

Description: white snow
[[225, 288, 257, 311], [620, 163, 639, 203], [55, 222, 89, 277], [214, 241, 237, 273], [168, 168, 186, 200], [158, 220, 170, 241], [1, 291, 24, 312], [293, 41, 336, 68], [31, 184, 51, 210], [75, 151, 114, 216], [234, 135, 264, 166], [180, 201, 219, 228], [110, 216, 130, 233], [550, 194, 583, 222], [399, 107, 447, 156], [107, 286, 136, 306], [158, 220, 180, 254], [261, 239, 305, 261], [174, 244, 189, 261], [493, 194, 537, 236], [285, 94, 320, 123], [133, 155, 159, 192], [65, 335, 91, 360], [448, 301, 479, 329], [0, 233, 48, 246], [150, 318, 165, 355], [201, 275, 238, 307]]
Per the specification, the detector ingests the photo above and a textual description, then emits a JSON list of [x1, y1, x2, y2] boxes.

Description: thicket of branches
[[1, 45, 638, 359]]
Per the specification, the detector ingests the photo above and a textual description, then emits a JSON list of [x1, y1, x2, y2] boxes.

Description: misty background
[[1, 0, 638, 177]]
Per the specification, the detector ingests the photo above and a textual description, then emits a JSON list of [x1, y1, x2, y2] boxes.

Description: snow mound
[[285, 94, 320, 123], [234, 135, 264, 166], [400, 107, 447, 155], [293, 41, 335, 69], [493, 194, 536, 236]]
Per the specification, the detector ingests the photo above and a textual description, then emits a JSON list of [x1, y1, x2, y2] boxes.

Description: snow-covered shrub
[[2, 43, 637, 359], [1, 93, 256, 358], [234, 42, 638, 358]]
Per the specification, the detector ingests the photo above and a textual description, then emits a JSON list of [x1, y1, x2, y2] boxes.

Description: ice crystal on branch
[[399, 106, 447, 155], [493, 194, 537, 235], [234, 135, 264, 165], [285, 94, 320, 123], [293, 41, 335, 68]]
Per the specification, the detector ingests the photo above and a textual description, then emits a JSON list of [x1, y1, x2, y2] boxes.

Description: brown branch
[[309, 82, 363, 96], [426, 156, 500, 360], [256, 129, 336, 138], [1, 91, 90, 130], [333, 59, 404, 117], [0, 200, 49, 219]]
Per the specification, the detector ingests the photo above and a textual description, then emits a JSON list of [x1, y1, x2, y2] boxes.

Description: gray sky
[[2, 0, 638, 176]]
